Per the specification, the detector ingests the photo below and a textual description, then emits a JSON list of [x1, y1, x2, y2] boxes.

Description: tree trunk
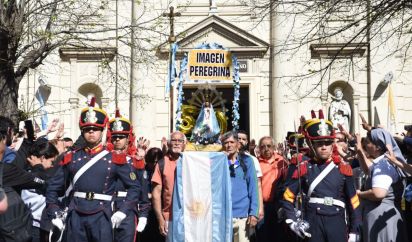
[[0, 72, 19, 124], [0, 25, 19, 124]]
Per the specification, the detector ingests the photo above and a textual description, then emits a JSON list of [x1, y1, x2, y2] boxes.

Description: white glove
[[111, 211, 127, 228], [348, 233, 360, 242], [51, 218, 64, 231], [286, 219, 311, 239], [136, 217, 147, 232]]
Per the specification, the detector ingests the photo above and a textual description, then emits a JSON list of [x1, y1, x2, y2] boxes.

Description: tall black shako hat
[[303, 109, 335, 140], [109, 108, 132, 136], [286, 131, 308, 151], [79, 97, 108, 129]]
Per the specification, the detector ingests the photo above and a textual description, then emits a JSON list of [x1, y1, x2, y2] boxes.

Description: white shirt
[[245, 152, 263, 178]]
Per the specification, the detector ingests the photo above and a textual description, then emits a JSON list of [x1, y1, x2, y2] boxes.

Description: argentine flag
[[170, 151, 232, 242]]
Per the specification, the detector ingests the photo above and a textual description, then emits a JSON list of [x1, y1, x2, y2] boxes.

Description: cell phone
[[24, 120, 35, 141]]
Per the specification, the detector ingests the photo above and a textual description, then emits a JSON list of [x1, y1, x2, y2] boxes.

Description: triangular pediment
[[157, 15, 269, 59]]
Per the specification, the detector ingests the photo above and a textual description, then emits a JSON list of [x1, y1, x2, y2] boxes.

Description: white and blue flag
[[169, 151, 232, 242], [35, 77, 51, 130]]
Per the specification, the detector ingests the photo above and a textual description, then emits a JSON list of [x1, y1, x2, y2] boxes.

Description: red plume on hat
[[115, 108, 121, 118], [311, 110, 316, 119], [303, 109, 335, 141], [318, 109, 324, 119], [79, 96, 108, 128], [88, 97, 96, 107]]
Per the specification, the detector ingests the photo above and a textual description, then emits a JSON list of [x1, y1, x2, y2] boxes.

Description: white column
[[270, 2, 283, 142], [353, 94, 360, 133], [69, 98, 80, 139]]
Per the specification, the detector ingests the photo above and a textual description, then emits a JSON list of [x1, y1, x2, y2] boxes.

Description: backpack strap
[[158, 158, 165, 175], [0, 160, 3, 188]]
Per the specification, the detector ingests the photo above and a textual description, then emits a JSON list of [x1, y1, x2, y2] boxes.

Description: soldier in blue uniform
[[45, 98, 141, 242], [281, 110, 361, 242], [107, 109, 150, 242], [282, 131, 311, 187]]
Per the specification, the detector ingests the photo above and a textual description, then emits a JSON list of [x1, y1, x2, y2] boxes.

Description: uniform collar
[[85, 143, 104, 155], [312, 157, 332, 165]]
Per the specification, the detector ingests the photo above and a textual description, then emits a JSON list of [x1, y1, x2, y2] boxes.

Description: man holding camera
[[281, 110, 361, 242]]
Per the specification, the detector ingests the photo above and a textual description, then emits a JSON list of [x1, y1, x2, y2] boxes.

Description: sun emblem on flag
[[188, 200, 206, 218]]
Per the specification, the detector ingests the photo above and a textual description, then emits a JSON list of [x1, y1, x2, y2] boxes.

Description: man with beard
[[151, 131, 186, 241]]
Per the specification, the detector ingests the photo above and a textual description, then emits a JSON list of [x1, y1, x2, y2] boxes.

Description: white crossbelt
[[73, 191, 112, 201], [309, 197, 345, 208], [117, 191, 127, 198]]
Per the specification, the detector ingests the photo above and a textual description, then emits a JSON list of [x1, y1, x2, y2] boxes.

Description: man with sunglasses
[[151, 131, 186, 241], [107, 109, 150, 242], [281, 110, 361, 242], [256, 136, 287, 242], [45, 98, 140, 242]]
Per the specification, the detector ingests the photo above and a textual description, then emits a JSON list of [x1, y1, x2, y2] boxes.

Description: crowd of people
[[0, 99, 411, 242]]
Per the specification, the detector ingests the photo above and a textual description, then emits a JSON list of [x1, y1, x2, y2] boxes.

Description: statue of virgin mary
[[190, 99, 221, 145]]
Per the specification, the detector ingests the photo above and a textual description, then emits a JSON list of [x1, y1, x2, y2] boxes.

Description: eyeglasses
[[170, 139, 185, 144], [259, 144, 273, 149], [111, 135, 127, 140], [313, 140, 333, 146], [82, 127, 102, 133]]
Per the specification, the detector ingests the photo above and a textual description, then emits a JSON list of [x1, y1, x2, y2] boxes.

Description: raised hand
[[385, 144, 397, 164], [277, 142, 285, 156], [359, 113, 372, 131], [249, 139, 257, 155], [338, 123, 354, 141], [137, 136, 150, 151], [300, 115, 306, 127], [161, 137, 168, 154], [354, 133, 362, 151], [54, 122, 65, 140], [47, 118, 60, 133]]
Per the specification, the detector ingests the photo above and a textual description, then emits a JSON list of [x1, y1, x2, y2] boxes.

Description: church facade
[[18, 0, 412, 143]]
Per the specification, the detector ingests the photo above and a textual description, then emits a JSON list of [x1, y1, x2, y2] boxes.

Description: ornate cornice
[[59, 47, 117, 61], [157, 15, 269, 59]]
